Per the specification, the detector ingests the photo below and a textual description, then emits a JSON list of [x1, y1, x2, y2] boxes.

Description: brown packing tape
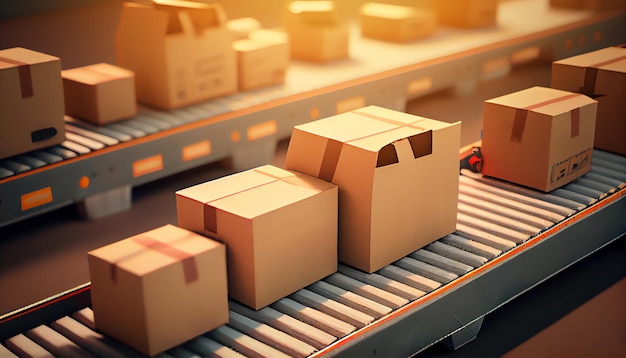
[[0, 56, 34, 98], [201, 166, 305, 235], [108, 233, 199, 284], [510, 93, 581, 142], [580, 55, 626, 96]]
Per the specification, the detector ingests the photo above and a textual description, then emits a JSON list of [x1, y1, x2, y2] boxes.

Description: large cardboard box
[[430, 0, 498, 28], [283, 1, 350, 62], [176, 165, 338, 309], [62, 63, 137, 125], [233, 29, 290, 91], [551, 46, 626, 156], [360, 2, 437, 43], [88, 224, 228, 356], [115, 0, 237, 110], [482, 86, 597, 192], [549, 0, 626, 11], [0, 47, 65, 159], [284, 106, 461, 273]]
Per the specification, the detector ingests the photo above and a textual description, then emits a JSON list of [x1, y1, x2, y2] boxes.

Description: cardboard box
[[482, 86, 597, 192], [176, 165, 338, 309], [88, 224, 228, 356], [227, 17, 262, 40], [62, 63, 137, 125], [360, 2, 437, 43], [430, 0, 498, 28], [283, 1, 350, 62], [233, 29, 290, 91], [284, 106, 461, 273], [0, 47, 65, 159], [115, 0, 237, 110], [549, 0, 626, 11], [551, 46, 626, 156]]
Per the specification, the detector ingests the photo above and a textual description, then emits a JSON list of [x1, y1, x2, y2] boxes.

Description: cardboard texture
[[0, 47, 65, 160], [549, 0, 626, 11], [482, 86, 598, 192], [360, 2, 437, 43], [551, 46, 626, 156], [284, 105, 461, 273], [62, 63, 137, 125], [233, 29, 290, 91], [115, 0, 237, 110], [429, 0, 498, 28], [176, 165, 338, 309], [283, 1, 350, 62], [88, 224, 228, 356]]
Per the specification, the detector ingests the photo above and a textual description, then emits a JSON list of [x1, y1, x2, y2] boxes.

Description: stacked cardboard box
[[482, 86, 597, 192], [551, 46, 626, 156], [88, 224, 228, 356], [285, 105, 461, 273], [115, 0, 237, 110], [360, 2, 437, 43], [283, 1, 350, 62], [233, 29, 290, 91], [0, 47, 65, 159], [62, 63, 137, 125], [176, 165, 338, 309]]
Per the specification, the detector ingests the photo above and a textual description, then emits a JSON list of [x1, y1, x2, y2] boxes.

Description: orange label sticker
[[247, 120, 277, 141], [133, 154, 163, 177], [336, 96, 365, 114], [183, 140, 211, 162], [21, 187, 53, 211]]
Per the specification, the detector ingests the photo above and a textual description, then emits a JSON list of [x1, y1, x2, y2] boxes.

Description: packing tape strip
[[0, 56, 34, 98], [108, 233, 199, 283], [511, 93, 581, 142], [580, 54, 626, 96]]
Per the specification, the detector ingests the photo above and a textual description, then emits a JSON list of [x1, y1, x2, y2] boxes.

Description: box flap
[[554, 46, 626, 72], [154, 0, 224, 34], [0, 47, 59, 66], [486, 86, 596, 117]]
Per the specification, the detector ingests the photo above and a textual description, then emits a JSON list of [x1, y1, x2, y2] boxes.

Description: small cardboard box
[[549, 0, 626, 11], [115, 0, 237, 110], [482, 86, 597, 192], [284, 106, 461, 273], [62, 63, 137, 125], [0, 47, 65, 159], [551, 46, 626, 156], [88, 224, 228, 356], [430, 0, 498, 28], [176, 165, 338, 309], [283, 1, 350, 62], [233, 29, 290, 91], [360, 2, 437, 43]]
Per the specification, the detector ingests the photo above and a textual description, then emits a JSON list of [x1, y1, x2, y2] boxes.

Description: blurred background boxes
[[233, 29, 290, 91], [283, 1, 350, 62], [359, 2, 437, 43], [0, 47, 65, 160], [115, 0, 237, 110]]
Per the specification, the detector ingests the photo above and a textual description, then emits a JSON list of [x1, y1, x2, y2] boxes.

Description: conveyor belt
[[1, 149, 624, 357], [1, 0, 625, 227]]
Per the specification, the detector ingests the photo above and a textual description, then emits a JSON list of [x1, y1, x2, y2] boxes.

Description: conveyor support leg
[[440, 315, 484, 351], [229, 139, 278, 172], [77, 185, 132, 220]]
